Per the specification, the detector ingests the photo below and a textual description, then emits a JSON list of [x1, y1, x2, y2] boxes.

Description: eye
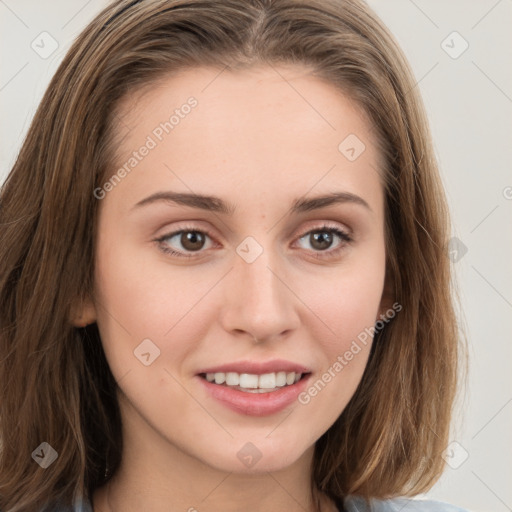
[[154, 223, 352, 260], [155, 225, 215, 259], [295, 224, 352, 259]]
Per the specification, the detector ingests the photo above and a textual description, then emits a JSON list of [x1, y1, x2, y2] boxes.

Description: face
[[85, 64, 388, 474]]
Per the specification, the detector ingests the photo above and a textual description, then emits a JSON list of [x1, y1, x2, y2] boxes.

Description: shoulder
[[343, 495, 471, 512]]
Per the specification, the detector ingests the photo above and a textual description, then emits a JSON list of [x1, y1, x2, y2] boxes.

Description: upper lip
[[197, 359, 312, 375]]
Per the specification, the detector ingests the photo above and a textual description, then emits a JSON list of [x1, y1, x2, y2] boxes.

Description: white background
[[1, 1, 511, 511]]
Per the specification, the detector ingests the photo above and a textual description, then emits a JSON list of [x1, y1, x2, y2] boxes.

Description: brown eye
[[309, 231, 335, 251], [156, 227, 215, 258], [296, 225, 352, 259], [179, 231, 206, 252]]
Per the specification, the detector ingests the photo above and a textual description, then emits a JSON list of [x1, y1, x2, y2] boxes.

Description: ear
[[69, 295, 97, 328]]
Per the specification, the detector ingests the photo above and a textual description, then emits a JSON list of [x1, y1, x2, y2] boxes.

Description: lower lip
[[196, 374, 311, 416]]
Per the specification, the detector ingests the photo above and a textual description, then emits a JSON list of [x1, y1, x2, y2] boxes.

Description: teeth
[[239, 373, 259, 388], [258, 373, 276, 388], [276, 371, 287, 386], [226, 372, 239, 386], [204, 371, 303, 390]]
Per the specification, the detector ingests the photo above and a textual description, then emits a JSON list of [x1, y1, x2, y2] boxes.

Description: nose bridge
[[221, 237, 299, 340], [240, 247, 280, 305]]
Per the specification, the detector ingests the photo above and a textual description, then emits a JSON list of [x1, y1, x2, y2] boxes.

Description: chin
[[199, 437, 312, 474]]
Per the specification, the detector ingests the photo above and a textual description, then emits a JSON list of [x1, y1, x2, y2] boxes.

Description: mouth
[[198, 371, 311, 393], [196, 369, 312, 416]]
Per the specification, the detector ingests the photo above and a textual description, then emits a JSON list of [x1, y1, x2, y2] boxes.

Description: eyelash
[[154, 223, 353, 260]]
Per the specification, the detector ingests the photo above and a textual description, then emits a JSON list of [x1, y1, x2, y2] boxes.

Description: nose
[[219, 244, 300, 343]]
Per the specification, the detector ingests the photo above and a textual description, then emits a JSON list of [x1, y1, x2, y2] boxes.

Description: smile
[[202, 371, 304, 392], [197, 372, 312, 416]]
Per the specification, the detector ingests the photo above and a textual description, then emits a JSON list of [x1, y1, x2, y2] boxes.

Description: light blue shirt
[[344, 495, 470, 511], [59, 494, 470, 511]]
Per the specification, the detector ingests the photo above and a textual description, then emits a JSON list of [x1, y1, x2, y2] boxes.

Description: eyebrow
[[131, 190, 372, 215]]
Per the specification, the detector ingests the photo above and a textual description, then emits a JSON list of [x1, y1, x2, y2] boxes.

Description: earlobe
[[69, 297, 97, 327]]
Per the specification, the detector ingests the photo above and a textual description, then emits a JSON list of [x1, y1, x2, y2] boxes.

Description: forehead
[[115, 64, 377, 147], [106, 64, 384, 214]]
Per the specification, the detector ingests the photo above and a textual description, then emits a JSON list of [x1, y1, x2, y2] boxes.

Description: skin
[[74, 64, 391, 512]]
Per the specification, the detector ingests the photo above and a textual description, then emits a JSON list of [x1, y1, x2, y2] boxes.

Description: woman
[[0, 0, 467, 511]]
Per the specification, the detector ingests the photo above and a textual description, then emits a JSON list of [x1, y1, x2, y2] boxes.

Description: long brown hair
[[0, 0, 464, 510]]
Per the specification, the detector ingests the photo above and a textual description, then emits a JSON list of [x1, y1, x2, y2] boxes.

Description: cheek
[[294, 270, 383, 420], [305, 252, 385, 342], [92, 241, 209, 367], [323, 272, 383, 343], [94, 247, 164, 335], [295, 247, 385, 402]]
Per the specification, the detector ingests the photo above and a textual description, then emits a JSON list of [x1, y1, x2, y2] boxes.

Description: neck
[[92, 434, 337, 512]]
